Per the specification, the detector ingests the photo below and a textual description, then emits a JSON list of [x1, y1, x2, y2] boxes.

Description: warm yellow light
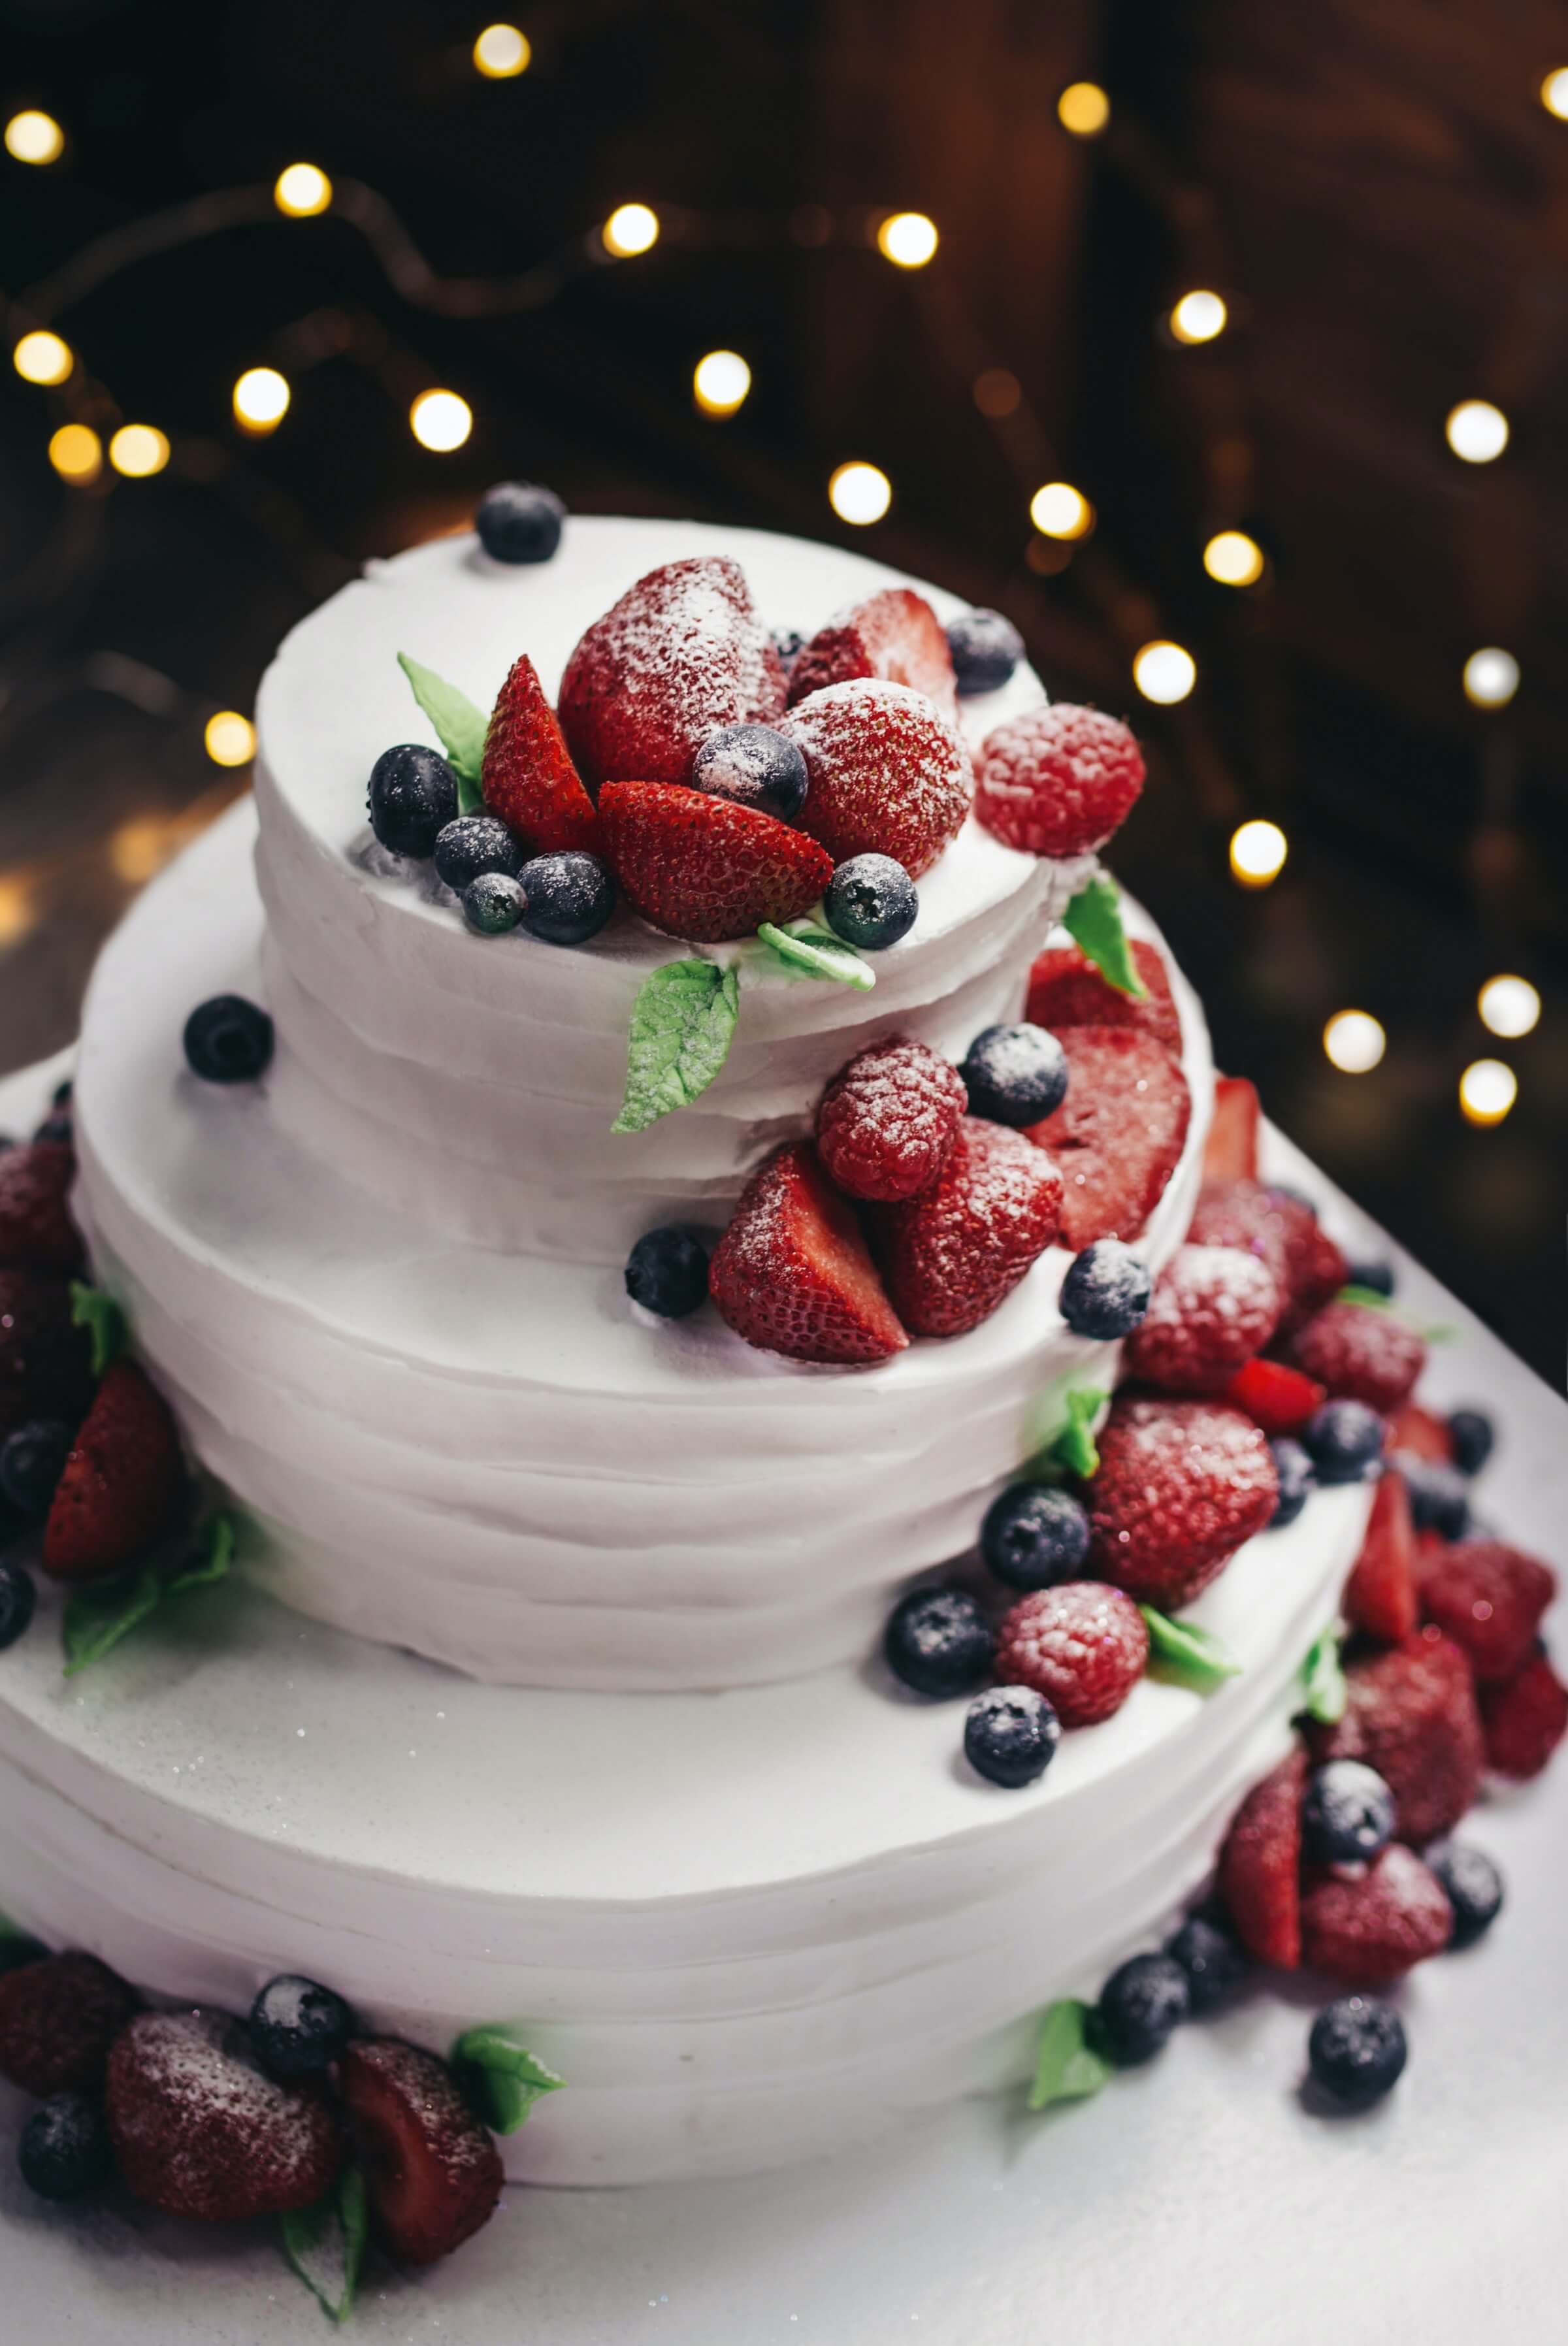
[[1030, 481, 1094, 539], [1057, 82, 1110, 137], [474, 23, 531, 76], [1478, 975, 1540, 1039], [204, 711, 257, 768], [1459, 1058, 1516, 1127], [13, 330, 72, 386], [1324, 1009, 1385, 1075], [602, 203, 659, 258], [1230, 819, 1288, 887], [1445, 399, 1508, 463], [409, 389, 472, 452], [48, 422, 101, 482], [691, 349, 751, 417], [233, 366, 291, 432], [1204, 529, 1264, 587], [1462, 647, 1518, 708], [876, 211, 939, 269], [828, 460, 891, 526], [1169, 289, 1228, 344], [0, 875, 34, 949], [973, 368, 1020, 417], [1133, 640, 1196, 704], [274, 163, 333, 218], [1541, 67, 1568, 118], [5, 110, 64, 166], [108, 424, 170, 478]]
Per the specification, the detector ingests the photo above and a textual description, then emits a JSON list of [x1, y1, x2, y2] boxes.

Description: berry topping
[[1058, 1238, 1152, 1339], [1122, 1243, 1281, 1395], [1301, 1760, 1397, 1866], [559, 555, 786, 790], [0, 1267, 93, 1439], [1026, 937, 1183, 1059], [1094, 1953, 1190, 2063], [461, 872, 526, 935], [1164, 1910, 1249, 2013], [1343, 1469, 1419, 1642], [710, 1142, 908, 1365], [249, 1974, 357, 2080], [1222, 1356, 1326, 1437], [867, 1116, 1064, 1338], [1386, 1403, 1454, 1463], [1303, 1397, 1385, 1484], [183, 993, 274, 1084], [1307, 1996, 1407, 2106], [0, 1416, 71, 1518], [1085, 1395, 1279, 1610], [1424, 1840, 1504, 1947], [42, 1360, 184, 1582], [1299, 1844, 1452, 1983], [1446, 1407, 1494, 1476], [339, 2036, 504, 2266], [433, 813, 523, 892], [368, 743, 457, 858], [1309, 1630, 1484, 1845], [975, 702, 1145, 858], [33, 1115, 73, 1147], [980, 1482, 1092, 1591], [517, 849, 617, 945], [1026, 1027, 1191, 1249], [1200, 1074, 1261, 1182], [0, 1142, 83, 1274], [0, 1952, 139, 2094], [599, 779, 834, 944], [0, 1556, 36, 1648], [625, 1226, 710, 1319], [480, 651, 602, 854], [18, 2091, 112, 2201], [1281, 1300, 1425, 1414], [787, 587, 957, 717], [945, 607, 1024, 696], [883, 1586, 994, 1699], [691, 723, 809, 821], [823, 853, 919, 950], [1185, 1181, 1347, 1335], [1479, 1647, 1568, 1779], [1218, 1748, 1307, 1967], [474, 480, 564, 564], [959, 1022, 1068, 1128], [815, 1037, 968, 1204], [963, 1684, 1060, 1787], [1267, 1435, 1315, 1527], [1394, 1454, 1471, 1540], [106, 2010, 342, 2223], [994, 1581, 1149, 1727], [1419, 1539, 1554, 1684], [779, 679, 972, 878]]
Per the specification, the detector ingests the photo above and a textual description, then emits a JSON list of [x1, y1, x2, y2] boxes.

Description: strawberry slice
[[42, 1358, 183, 1581], [0, 1141, 82, 1274], [1222, 1355, 1326, 1436], [1026, 1026, 1191, 1248], [711, 1143, 908, 1365], [787, 587, 957, 717], [1343, 1469, 1420, 1643], [481, 653, 600, 852], [0, 1951, 139, 2096], [1299, 1844, 1454, 1983], [340, 2037, 504, 2266], [779, 678, 972, 878], [1025, 937, 1181, 1057], [865, 1116, 1064, 1338], [1218, 1746, 1307, 1968], [1480, 1647, 1568, 1778], [1385, 1402, 1453, 1463], [1201, 1075, 1260, 1182], [599, 781, 833, 945], [108, 2011, 342, 2223]]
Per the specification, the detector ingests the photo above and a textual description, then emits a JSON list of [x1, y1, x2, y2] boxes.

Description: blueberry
[[0, 1133, 15, 1154], [18, 2092, 112, 2200], [1307, 1995, 1406, 2106], [1447, 1409, 1494, 1477], [1303, 1399, 1384, 1484], [963, 1684, 1060, 1786], [625, 1227, 710, 1320], [52, 1080, 73, 1110], [1268, 1435, 1315, 1528], [1164, 1910, 1249, 2015], [474, 480, 565, 565], [0, 1558, 37, 1650], [1426, 1840, 1503, 1947], [368, 743, 458, 858], [823, 854, 919, 951], [249, 1974, 355, 2079], [0, 1420, 71, 1519], [33, 1115, 73, 1147], [462, 872, 526, 936], [692, 724, 809, 822], [1058, 1240, 1152, 1340], [1096, 1953, 1191, 2062], [517, 851, 617, 946], [1346, 1257, 1396, 1297], [885, 1588, 994, 1699], [433, 815, 523, 893], [183, 994, 274, 1084], [959, 1023, 1068, 1127], [1301, 1761, 1396, 1866], [979, 1483, 1090, 1591], [0, 1929, 48, 1974], [1393, 1454, 1471, 1540], [945, 608, 1024, 696], [772, 627, 805, 669]]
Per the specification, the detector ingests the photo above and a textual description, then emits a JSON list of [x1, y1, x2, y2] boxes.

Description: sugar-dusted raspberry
[[1308, 1627, 1484, 1845], [1280, 1299, 1425, 1414], [994, 1582, 1149, 1727], [779, 678, 972, 878], [815, 1037, 968, 1203], [0, 1951, 139, 2096], [1085, 1395, 1279, 1610], [1480, 1647, 1568, 1779], [975, 702, 1145, 858], [1418, 1539, 1556, 1685], [1299, 1845, 1454, 1985], [1122, 1243, 1281, 1394], [1186, 1180, 1346, 1335]]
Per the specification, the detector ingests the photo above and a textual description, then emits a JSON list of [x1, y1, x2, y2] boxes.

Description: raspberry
[[598, 781, 834, 944], [1085, 1395, 1279, 1610], [340, 2037, 504, 2266], [1024, 938, 1182, 1058], [1299, 1844, 1454, 1984], [42, 1358, 184, 1582], [815, 1037, 968, 1203], [1122, 1243, 1281, 1394], [1309, 1629, 1484, 1845], [1343, 1469, 1420, 1643], [1200, 1075, 1260, 1183], [866, 1117, 1064, 1338], [1419, 1539, 1556, 1685], [710, 1142, 908, 1365], [106, 2010, 342, 2223], [975, 702, 1145, 857], [0, 1951, 139, 2096], [1217, 1747, 1307, 1968], [993, 1582, 1149, 1727], [1186, 1181, 1347, 1335], [1026, 1026, 1191, 1249], [1280, 1300, 1425, 1414], [480, 652, 600, 853], [786, 587, 957, 718], [1479, 1648, 1568, 1779], [0, 1141, 82, 1275], [779, 678, 972, 878]]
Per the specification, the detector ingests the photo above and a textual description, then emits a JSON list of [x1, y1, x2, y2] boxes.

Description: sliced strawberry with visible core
[[107, 2010, 343, 2223], [787, 587, 957, 717], [598, 780, 834, 944], [779, 678, 972, 878], [866, 1116, 1064, 1339], [1308, 1628, 1484, 1845], [0, 1951, 139, 2096], [481, 652, 600, 851], [1222, 1355, 1326, 1436], [1420, 1539, 1556, 1684], [0, 1141, 82, 1274], [1025, 938, 1181, 1058], [42, 1358, 184, 1581], [710, 1142, 909, 1365], [1343, 1469, 1420, 1643], [340, 2037, 504, 2265], [1201, 1075, 1261, 1183], [1299, 1844, 1454, 1984], [1218, 1746, 1307, 1968], [1026, 1026, 1191, 1248], [1480, 1647, 1568, 1778]]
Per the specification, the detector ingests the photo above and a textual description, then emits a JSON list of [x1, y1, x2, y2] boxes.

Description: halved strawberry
[[710, 1142, 909, 1365], [107, 2010, 342, 2223], [779, 678, 972, 878], [0, 1951, 139, 2096], [1299, 1845, 1453, 1984], [1420, 1539, 1556, 1684], [1480, 1647, 1568, 1779], [1308, 1628, 1484, 1845], [0, 1267, 95, 1438], [1343, 1469, 1420, 1643], [1386, 1403, 1454, 1464], [340, 2037, 504, 2266], [1217, 1746, 1307, 1968], [1026, 1026, 1191, 1248], [598, 781, 834, 944], [1222, 1356, 1326, 1437], [1025, 937, 1182, 1058], [0, 1141, 82, 1274], [481, 653, 600, 851], [1201, 1076, 1260, 1182], [865, 1116, 1063, 1338], [42, 1358, 183, 1581], [787, 587, 957, 717]]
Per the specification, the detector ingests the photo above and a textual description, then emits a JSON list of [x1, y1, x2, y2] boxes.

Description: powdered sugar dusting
[[106, 2009, 341, 2219], [817, 1037, 967, 1202], [780, 678, 972, 877], [1124, 1241, 1281, 1392]]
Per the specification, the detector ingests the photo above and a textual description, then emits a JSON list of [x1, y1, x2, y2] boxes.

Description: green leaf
[[1062, 875, 1147, 1000], [397, 651, 485, 811], [1027, 1999, 1115, 2111], [1337, 1284, 1393, 1312], [62, 1514, 235, 1678], [1140, 1605, 1241, 1691], [451, 2025, 565, 2135], [1054, 1387, 1107, 1479], [280, 2165, 368, 2324], [755, 921, 875, 992], [69, 1282, 125, 1378], [612, 959, 742, 1134], [1299, 1624, 1347, 1725], [1336, 1286, 1453, 1344]]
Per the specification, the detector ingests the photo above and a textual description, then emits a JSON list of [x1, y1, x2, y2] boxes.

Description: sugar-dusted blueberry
[[1301, 1760, 1397, 1867], [0, 1557, 37, 1650], [1447, 1408, 1495, 1477], [0, 1419, 72, 1519], [1267, 1435, 1315, 1528], [462, 872, 526, 936], [980, 1482, 1090, 1591], [434, 814, 523, 894], [368, 743, 458, 858], [1164, 1909, 1249, 2015], [1058, 1239, 1152, 1340], [474, 480, 565, 565], [1307, 1995, 1406, 2106], [1303, 1398, 1384, 1484], [184, 994, 274, 1084], [960, 1022, 1068, 1127], [18, 2091, 112, 2200], [625, 1227, 710, 1320], [33, 1115, 73, 1148], [1096, 1952, 1191, 2062], [1426, 1840, 1503, 1948], [885, 1588, 994, 1699], [517, 851, 617, 947], [1394, 1454, 1471, 1540], [963, 1684, 1060, 1786], [248, 1973, 356, 2079], [823, 854, 919, 951], [945, 608, 1024, 696], [692, 724, 809, 823], [1346, 1256, 1396, 1297]]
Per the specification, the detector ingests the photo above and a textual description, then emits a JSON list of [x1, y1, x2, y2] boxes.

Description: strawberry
[[557, 555, 786, 790], [866, 1116, 1063, 1339], [0, 1141, 82, 1274], [107, 2010, 342, 2223], [1343, 1470, 1420, 1643], [1281, 1299, 1425, 1414], [0, 1952, 139, 2095], [42, 1358, 184, 1582], [1186, 1181, 1347, 1335], [1385, 1403, 1454, 1463], [815, 1037, 968, 1203], [779, 679, 972, 878], [480, 653, 600, 851], [1024, 937, 1182, 1058], [1299, 1844, 1454, 1984], [1222, 1355, 1326, 1437], [1217, 1747, 1307, 1968], [340, 2037, 504, 2266], [1201, 1075, 1260, 1183], [1309, 1629, 1484, 1844], [1122, 1243, 1281, 1394], [786, 587, 957, 719], [710, 1142, 908, 1365], [1480, 1647, 1568, 1779], [1420, 1540, 1556, 1684], [0, 1268, 95, 1439], [1085, 1395, 1278, 1608], [975, 702, 1145, 858], [993, 1582, 1149, 1727], [598, 780, 834, 944], [1026, 1027, 1191, 1249]]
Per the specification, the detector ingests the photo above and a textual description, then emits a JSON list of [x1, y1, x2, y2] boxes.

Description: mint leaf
[[1054, 1387, 1107, 1479], [1062, 875, 1147, 1000], [397, 651, 485, 811], [280, 2165, 368, 2325], [69, 1281, 125, 1378], [1028, 1999, 1115, 2111], [755, 921, 875, 992], [612, 959, 741, 1134], [62, 1513, 235, 1678], [451, 2025, 565, 2134], [1335, 1286, 1452, 1343], [1299, 1625, 1347, 1725], [1140, 1605, 1241, 1691], [1337, 1284, 1393, 1312]]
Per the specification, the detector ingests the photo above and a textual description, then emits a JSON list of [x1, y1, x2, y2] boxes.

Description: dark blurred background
[[0, 0, 1563, 1381]]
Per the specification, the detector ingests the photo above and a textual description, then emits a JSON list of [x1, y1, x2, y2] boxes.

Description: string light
[[1057, 82, 1110, 137], [602, 203, 659, 257], [5, 110, 64, 166], [473, 24, 531, 77], [1478, 975, 1540, 1039], [409, 389, 472, 451], [1133, 640, 1196, 703], [828, 461, 891, 525], [1462, 647, 1518, 708], [876, 212, 938, 269], [232, 367, 291, 433], [1541, 68, 1568, 118], [48, 422, 101, 482], [692, 350, 751, 416], [274, 163, 333, 218], [108, 424, 170, 478], [204, 711, 256, 767], [1203, 529, 1264, 586], [0, 876, 35, 949], [1030, 481, 1094, 539], [12, 330, 73, 386], [1230, 819, 1288, 887], [1324, 1010, 1385, 1074], [1459, 1058, 1516, 1127], [1169, 290, 1227, 344], [973, 368, 1020, 417], [1445, 399, 1508, 463]]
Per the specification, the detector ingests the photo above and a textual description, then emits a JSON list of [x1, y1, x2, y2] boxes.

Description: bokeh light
[[233, 367, 291, 432], [1057, 82, 1110, 137], [12, 331, 72, 385], [409, 389, 472, 451], [1030, 481, 1094, 539], [48, 423, 101, 482], [1230, 819, 1288, 887], [1445, 399, 1508, 463], [602, 203, 659, 257], [1324, 1009, 1386, 1074], [1459, 1058, 1516, 1127], [1169, 290, 1227, 344], [1541, 67, 1568, 118], [1462, 647, 1518, 708], [474, 24, 531, 77], [5, 110, 64, 166], [1478, 975, 1540, 1039], [876, 211, 938, 268], [1203, 529, 1265, 586], [0, 877, 35, 949], [973, 368, 1021, 417], [693, 350, 751, 416], [204, 711, 257, 768], [274, 163, 333, 218], [1133, 640, 1196, 703], [828, 461, 891, 525], [108, 424, 170, 478]]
